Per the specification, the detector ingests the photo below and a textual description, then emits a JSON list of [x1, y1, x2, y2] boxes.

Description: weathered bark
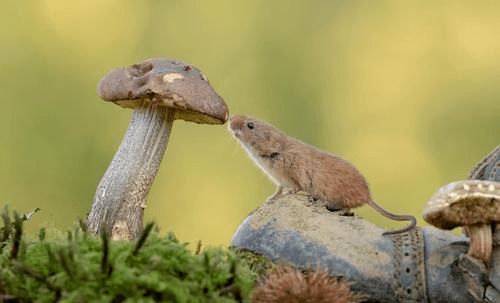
[[87, 103, 174, 240]]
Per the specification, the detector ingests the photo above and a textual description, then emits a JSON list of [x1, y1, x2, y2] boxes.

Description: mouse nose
[[228, 115, 242, 130]]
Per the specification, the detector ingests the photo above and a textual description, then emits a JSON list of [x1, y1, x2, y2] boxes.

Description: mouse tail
[[367, 200, 417, 235]]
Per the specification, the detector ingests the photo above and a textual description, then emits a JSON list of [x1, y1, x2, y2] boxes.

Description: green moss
[[232, 249, 274, 278], [0, 208, 257, 302]]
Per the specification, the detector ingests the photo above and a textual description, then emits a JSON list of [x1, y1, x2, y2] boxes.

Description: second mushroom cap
[[423, 180, 500, 230]]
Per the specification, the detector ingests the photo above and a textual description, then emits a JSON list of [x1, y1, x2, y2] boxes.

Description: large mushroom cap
[[97, 58, 228, 124], [423, 180, 500, 229]]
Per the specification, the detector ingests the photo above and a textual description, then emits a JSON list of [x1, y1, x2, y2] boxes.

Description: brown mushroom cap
[[97, 58, 228, 124], [423, 180, 500, 229]]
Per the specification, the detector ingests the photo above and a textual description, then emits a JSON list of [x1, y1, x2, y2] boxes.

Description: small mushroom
[[423, 180, 500, 263], [87, 58, 228, 240]]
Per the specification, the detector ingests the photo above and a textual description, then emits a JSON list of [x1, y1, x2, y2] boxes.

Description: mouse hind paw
[[326, 202, 354, 216]]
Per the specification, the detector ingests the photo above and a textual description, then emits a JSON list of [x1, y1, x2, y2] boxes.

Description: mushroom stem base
[[88, 103, 174, 240]]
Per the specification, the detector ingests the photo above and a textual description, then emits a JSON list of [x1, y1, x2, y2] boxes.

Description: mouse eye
[[247, 122, 255, 129]]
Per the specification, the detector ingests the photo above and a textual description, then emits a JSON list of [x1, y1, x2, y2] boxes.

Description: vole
[[228, 115, 416, 235]]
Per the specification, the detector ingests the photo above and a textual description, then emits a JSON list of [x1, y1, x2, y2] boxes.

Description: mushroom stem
[[464, 223, 493, 264], [87, 102, 174, 240]]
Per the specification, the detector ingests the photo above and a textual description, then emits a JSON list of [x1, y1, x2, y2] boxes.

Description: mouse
[[228, 114, 416, 235]]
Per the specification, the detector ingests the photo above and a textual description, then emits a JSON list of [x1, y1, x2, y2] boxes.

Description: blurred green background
[[1, 1, 499, 246]]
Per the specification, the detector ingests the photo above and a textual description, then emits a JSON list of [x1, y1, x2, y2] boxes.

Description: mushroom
[[87, 58, 228, 240], [423, 180, 500, 263]]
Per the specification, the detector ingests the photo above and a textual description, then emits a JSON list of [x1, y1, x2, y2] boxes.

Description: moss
[[0, 208, 256, 303], [232, 249, 274, 278]]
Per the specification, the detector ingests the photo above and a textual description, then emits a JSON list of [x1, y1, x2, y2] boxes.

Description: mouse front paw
[[308, 196, 319, 202], [266, 197, 277, 204]]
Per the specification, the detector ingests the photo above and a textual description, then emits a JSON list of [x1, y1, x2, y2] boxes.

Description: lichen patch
[[162, 73, 184, 83]]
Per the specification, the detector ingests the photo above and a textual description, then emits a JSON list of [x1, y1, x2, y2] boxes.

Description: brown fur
[[251, 266, 364, 303], [229, 115, 416, 234]]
